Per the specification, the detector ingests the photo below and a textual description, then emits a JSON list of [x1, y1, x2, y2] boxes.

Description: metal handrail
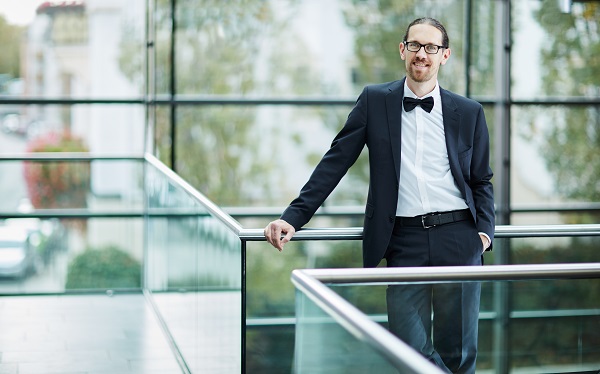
[[0, 153, 145, 161], [239, 224, 600, 241], [291, 263, 600, 373], [144, 153, 245, 235], [296, 262, 600, 284]]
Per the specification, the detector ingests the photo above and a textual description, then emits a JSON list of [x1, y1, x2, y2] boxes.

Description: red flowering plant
[[23, 132, 91, 209]]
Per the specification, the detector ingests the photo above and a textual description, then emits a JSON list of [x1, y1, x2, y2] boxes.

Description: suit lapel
[[440, 87, 462, 185], [385, 79, 405, 181]]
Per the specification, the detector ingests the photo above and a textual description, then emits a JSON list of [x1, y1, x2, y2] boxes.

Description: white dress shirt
[[396, 82, 469, 217]]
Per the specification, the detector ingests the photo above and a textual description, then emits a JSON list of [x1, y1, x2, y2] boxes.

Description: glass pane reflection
[[0, 0, 145, 99], [0, 217, 143, 293], [295, 288, 399, 374], [311, 277, 600, 373], [144, 160, 242, 373]]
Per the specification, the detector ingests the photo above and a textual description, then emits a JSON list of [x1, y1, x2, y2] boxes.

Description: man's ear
[[399, 42, 406, 60], [440, 47, 451, 65]]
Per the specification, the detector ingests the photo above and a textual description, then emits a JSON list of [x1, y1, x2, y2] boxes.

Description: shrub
[[23, 132, 90, 209], [65, 245, 141, 289]]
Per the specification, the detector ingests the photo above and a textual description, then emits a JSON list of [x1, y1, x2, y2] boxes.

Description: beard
[[406, 58, 438, 83]]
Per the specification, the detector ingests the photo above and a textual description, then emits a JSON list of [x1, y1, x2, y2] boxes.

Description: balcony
[[0, 154, 599, 373]]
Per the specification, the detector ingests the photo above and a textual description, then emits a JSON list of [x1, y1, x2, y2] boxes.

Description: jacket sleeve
[[281, 87, 369, 230], [470, 104, 495, 247]]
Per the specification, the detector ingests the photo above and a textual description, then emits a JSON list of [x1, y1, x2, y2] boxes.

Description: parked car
[[0, 225, 39, 278], [1, 113, 24, 134]]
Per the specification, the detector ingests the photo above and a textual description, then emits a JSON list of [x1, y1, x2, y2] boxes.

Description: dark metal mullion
[[169, 0, 177, 171], [464, 0, 472, 98], [241, 240, 247, 374]]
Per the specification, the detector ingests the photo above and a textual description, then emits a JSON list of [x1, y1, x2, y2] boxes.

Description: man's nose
[[415, 46, 428, 58]]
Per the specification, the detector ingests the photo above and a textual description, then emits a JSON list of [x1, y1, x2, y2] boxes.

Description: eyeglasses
[[404, 41, 446, 54]]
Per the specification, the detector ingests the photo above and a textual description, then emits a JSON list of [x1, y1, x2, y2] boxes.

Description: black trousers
[[385, 218, 483, 374]]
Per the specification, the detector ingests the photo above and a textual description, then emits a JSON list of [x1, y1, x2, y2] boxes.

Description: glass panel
[[0, 217, 143, 293], [0, 159, 145, 212], [171, 0, 468, 98], [294, 287, 399, 373], [0, 104, 145, 155], [511, 105, 599, 222], [481, 236, 600, 268], [0, 157, 146, 293], [173, 105, 371, 207], [245, 239, 362, 371], [144, 161, 241, 373], [510, 236, 600, 265], [0, 0, 145, 98], [322, 277, 600, 373], [469, 0, 496, 98], [512, 1, 600, 99]]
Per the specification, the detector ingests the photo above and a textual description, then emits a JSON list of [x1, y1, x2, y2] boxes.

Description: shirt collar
[[403, 80, 440, 101]]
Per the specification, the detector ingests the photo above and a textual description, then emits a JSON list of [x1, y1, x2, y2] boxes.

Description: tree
[[533, 2, 600, 204], [120, 0, 324, 206], [0, 15, 23, 81]]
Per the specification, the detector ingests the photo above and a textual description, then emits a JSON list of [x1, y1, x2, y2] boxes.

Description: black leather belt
[[394, 209, 472, 231]]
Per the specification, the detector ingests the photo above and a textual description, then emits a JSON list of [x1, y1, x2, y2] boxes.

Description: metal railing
[[292, 263, 600, 373], [2, 153, 600, 374]]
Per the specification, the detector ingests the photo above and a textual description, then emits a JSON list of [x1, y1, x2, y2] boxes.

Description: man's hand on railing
[[264, 219, 296, 252]]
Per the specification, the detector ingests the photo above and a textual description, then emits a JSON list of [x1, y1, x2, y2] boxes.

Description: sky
[[0, 0, 45, 25]]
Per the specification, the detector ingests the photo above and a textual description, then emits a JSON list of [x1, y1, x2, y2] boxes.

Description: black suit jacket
[[281, 78, 495, 267]]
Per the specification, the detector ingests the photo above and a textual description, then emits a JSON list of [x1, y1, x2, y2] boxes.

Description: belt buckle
[[421, 214, 436, 229]]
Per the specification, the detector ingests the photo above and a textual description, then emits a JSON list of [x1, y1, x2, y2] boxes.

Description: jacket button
[[389, 216, 394, 223]]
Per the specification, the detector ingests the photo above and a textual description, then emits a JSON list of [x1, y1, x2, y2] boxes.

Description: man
[[264, 17, 494, 373]]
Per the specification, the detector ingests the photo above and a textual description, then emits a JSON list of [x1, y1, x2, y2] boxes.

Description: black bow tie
[[403, 96, 434, 113]]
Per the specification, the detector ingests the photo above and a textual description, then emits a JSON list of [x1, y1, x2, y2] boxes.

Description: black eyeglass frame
[[403, 40, 447, 54]]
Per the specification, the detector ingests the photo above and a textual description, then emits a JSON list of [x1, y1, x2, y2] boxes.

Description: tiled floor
[[151, 292, 241, 374], [0, 293, 183, 374]]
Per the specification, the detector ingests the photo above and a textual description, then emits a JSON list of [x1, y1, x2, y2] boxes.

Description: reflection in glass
[[0, 217, 143, 294], [0, 104, 145, 156], [322, 277, 600, 373], [0, 0, 145, 99], [144, 160, 242, 373], [295, 288, 398, 374], [513, 1, 600, 99], [0, 158, 145, 212], [511, 105, 600, 224]]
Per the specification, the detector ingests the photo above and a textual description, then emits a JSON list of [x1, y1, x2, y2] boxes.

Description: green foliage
[[533, 2, 600, 204], [341, 0, 469, 93], [0, 15, 23, 79], [65, 245, 141, 289], [511, 238, 600, 310], [120, 0, 319, 206], [23, 132, 91, 209]]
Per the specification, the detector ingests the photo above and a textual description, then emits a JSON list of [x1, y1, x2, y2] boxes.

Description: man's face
[[399, 24, 451, 85]]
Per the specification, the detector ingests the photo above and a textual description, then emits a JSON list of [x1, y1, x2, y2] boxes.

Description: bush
[[23, 131, 90, 209], [65, 245, 141, 289]]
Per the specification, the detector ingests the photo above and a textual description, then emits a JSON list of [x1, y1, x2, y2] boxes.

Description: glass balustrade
[[1, 154, 599, 373], [292, 265, 600, 374], [0, 157, 145, 293], [144, 158, 242, 373]]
